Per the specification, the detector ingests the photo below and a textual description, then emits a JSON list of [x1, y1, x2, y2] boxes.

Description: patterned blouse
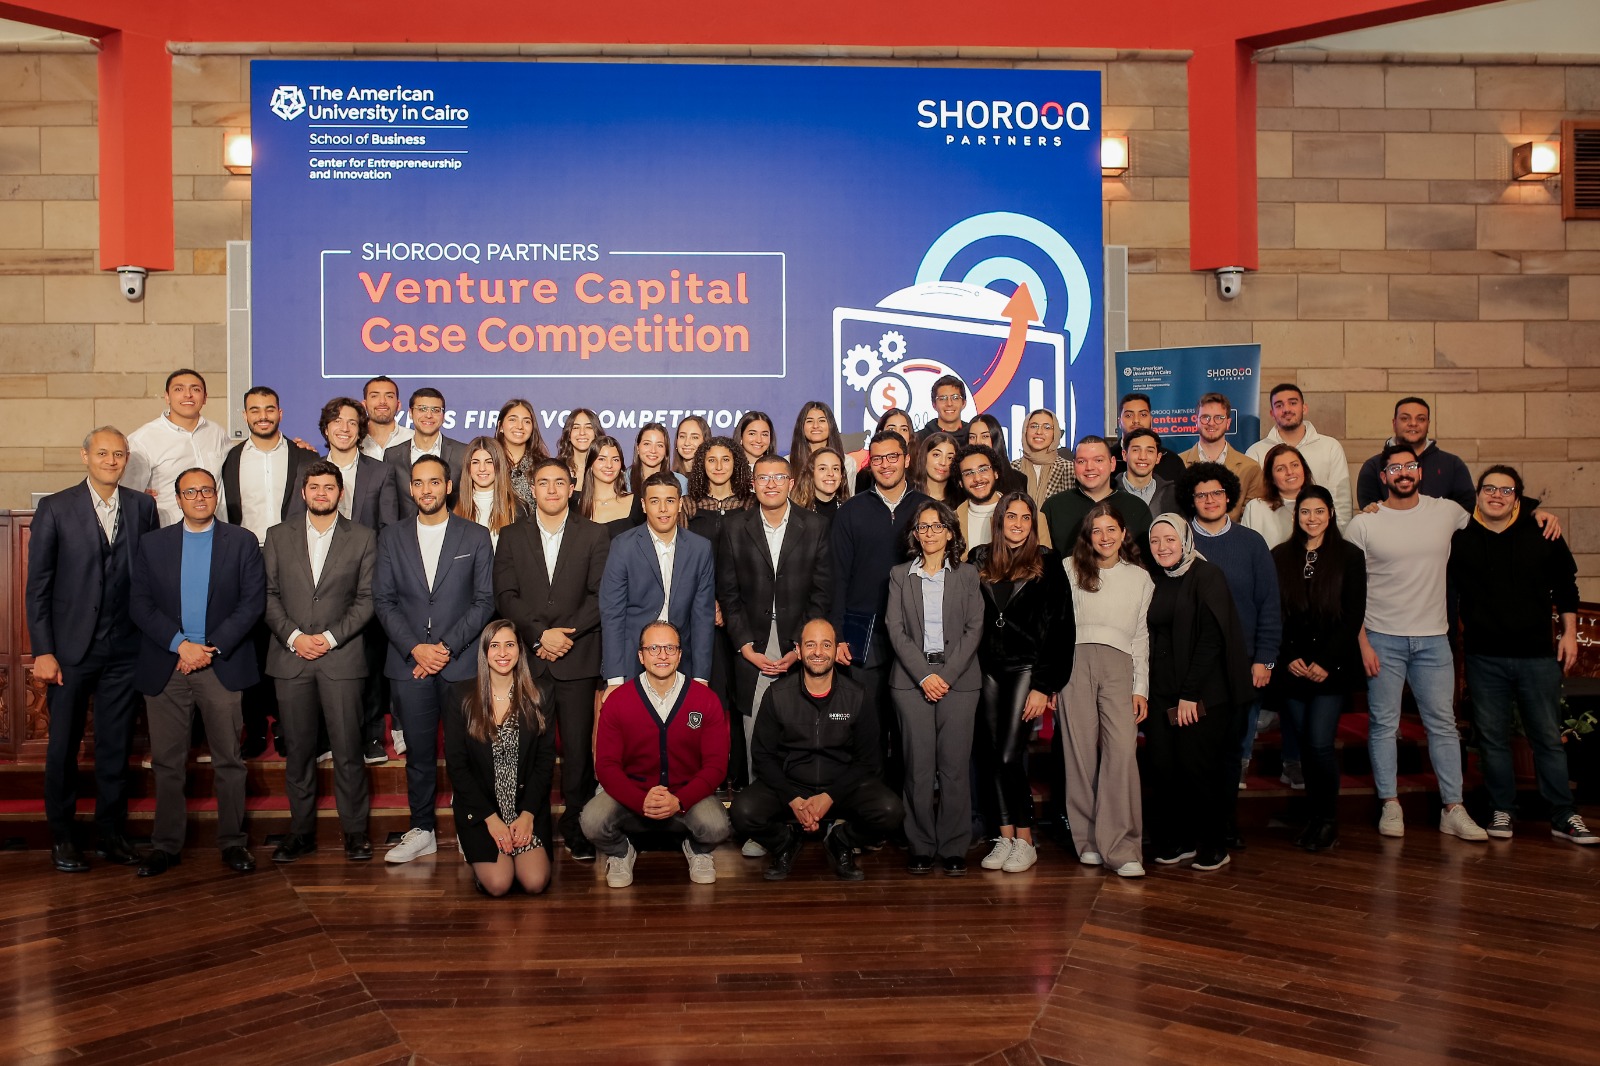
[[492, 711, 538, 856]]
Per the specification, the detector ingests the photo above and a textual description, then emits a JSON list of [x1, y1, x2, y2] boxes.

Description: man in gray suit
[[263, 460, 378, 863]]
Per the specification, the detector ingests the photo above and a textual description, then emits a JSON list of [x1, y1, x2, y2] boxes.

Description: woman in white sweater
[[1062, 500, 1153, 878], [1241, 443, 1316, 549]]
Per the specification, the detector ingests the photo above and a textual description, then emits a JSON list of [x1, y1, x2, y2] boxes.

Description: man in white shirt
[[1178, 391, 1263, 520], [124, 369, 231, 527], [1345, 443, 1485, 843], [1245, 383, 1352, 529], [262, 462, 378, 864], [358, 375, 412, 461]]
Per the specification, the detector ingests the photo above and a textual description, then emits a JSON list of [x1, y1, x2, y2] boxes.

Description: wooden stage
[[1, 815, 1597, 1066]]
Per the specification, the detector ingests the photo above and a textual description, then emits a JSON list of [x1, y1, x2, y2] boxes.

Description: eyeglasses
[[1193, 489, 1227, 501], [1384, 462, 1421, 475], [1480, 485, 1516, 498], [960, 465, 994, 479], [868, 454, 903, 466], [179, 486, 217, 499], [413, 405, 444, 416], [1196, 414, 1229, 425], [640, 644, 681, 656], [913, 522, 950, 535], [934, 393, 963, 403], [753, 474, 790, 485]]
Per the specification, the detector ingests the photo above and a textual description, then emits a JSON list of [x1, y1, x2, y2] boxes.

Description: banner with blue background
[[1114, 344, 1262, 454]]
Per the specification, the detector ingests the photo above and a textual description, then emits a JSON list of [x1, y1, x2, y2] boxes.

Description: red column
[[1186, 40, 1258, 273], [98, 30, 173, 272]]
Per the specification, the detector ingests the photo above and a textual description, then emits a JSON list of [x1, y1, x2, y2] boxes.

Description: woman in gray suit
[[886, 501, 983, 876]]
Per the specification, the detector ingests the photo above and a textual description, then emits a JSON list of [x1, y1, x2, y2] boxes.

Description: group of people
[[25, 368, 1594, 895]]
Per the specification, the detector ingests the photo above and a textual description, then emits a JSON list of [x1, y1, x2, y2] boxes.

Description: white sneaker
[[1487, 810, 1514, 839], [682, 839, 717, 884], [741, 839, 767, 858], [385, 827, 437, 864], [1440, 805, 1488, 842], [1078, 850, 1103, 866], [1115, 861, 1145, 878], [980, 838, 1013, 870], [606, 842, 637, 888], [392, 729, 407, 756], [1002, 838, 1038, 873], [1378, 802, 1405, 838], [1238, 758, 1249, 790]]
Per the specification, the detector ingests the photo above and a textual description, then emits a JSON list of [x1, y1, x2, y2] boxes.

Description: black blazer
[[715, 505, 832, 706], [384, 435, 467, 517], [968, 544, 1076, 692], [493, 512, 611, 681], [26, 482, 159, 665], [128, 520, 266, 695], [221, 438, 319, 532], [445, 679, 557, 843], [346, 452, 403, 532]]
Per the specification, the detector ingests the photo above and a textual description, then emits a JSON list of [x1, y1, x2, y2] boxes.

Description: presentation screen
[[251, 60, 1105, 455]]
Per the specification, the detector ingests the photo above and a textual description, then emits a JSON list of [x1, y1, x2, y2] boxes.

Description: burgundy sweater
[[595, 677, 730, 815]]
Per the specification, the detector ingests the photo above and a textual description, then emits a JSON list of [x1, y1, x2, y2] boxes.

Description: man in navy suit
[[600, 472, 716, 698], [128, 467, 266, 877], [26, 427, 159, 873], [373, 454, 494, 864]]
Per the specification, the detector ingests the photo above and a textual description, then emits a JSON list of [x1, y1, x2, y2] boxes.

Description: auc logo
[[271, 85, 307, 121]]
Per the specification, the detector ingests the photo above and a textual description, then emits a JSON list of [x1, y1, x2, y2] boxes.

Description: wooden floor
[[1, 815, 1597, 1066]]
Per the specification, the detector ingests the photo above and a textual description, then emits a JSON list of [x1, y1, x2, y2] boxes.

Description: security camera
[[1215, 266, 1245, 301], [117, 265, 147, 302]]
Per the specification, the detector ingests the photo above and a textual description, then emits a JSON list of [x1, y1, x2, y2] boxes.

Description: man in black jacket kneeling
[[731, 618, 904, 881]]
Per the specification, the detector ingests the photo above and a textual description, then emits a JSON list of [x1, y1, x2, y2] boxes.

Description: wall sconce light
[[1511, 140, 1558, 180], [1101, 135, 1129, 177], [223, 131, 253, 175]]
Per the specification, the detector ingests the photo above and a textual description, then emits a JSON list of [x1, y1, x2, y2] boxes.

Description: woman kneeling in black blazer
[[446, 619, 557, 897]]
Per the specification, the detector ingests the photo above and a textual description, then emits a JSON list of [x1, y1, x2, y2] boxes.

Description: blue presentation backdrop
[[1114, 344, 1262, 454], [251, 61, 1105, 454]]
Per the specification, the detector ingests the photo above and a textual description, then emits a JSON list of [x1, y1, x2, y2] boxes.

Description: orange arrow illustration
[[972, 282, 1038, 413]]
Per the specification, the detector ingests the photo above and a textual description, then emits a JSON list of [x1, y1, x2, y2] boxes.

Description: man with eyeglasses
[[915, 374, 971, 445], [384, 387, 466, 517], [127, 468, 265, 877], [952, 443, 1008, 549], [1178, 392, 1262, 520], [1355, 397, 1475, 513], [1345, 443, 1486, 842], [1449, 466, 1594, 846], [582, 621, 732, 888], [830, 429, 931, 788], [716, 454, 832, 781]]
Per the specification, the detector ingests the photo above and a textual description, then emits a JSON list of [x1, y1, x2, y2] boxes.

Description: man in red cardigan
[[581, 620, 731, 888]]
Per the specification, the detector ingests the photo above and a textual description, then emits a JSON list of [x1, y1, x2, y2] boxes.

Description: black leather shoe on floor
[[826, 827, 865, 881], [272, 834, 317, 864], [1305, 821, 1339, 852], [763, 829, 804, 882], [940, 855, 968, 877], [52, 840, 89, 873], [344, 832, 373, 861], [221, 846, 257, 873], [98, 834, 143, 867], [565, 837, 596, 862], [137, 849, 180, 877], [907, 853, 935, 874]]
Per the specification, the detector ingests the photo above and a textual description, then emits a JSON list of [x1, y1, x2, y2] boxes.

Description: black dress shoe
[[1305, 820, 1339, 852], [940, 855, 968, 877], [272, 834, 317, 864], [241, 733, 269, 760], [344, 832, 373, 861], [221, 845, 257, 873], [52, 840, 89, 873], [826, 827, 865, 881], [565, 837, 596, 862], [763, 828, 804, 882], [98, 834, 143, 867], [907, 853, 935, 875], [137, 849, 180, 877]]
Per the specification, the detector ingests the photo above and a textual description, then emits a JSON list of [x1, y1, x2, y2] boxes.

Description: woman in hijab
[[1011, 407, 1074, 511], [1143, 513, 1255, 872]]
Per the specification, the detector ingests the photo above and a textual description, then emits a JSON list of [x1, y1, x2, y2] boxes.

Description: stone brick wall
[[0, 45, 1595, 593]]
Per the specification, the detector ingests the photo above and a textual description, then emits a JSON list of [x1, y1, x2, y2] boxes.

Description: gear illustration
[[843, 344, 881, 391], [878, 330, 907, 361]]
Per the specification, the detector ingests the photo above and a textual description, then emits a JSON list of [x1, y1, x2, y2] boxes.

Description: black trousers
[[548, 675, 599, 844], [1142, 698, 1238, 856], [975, 668, 1036, 832], [730, 777, 904, 854], [848, 641, 900, 792], [43, 641, 140, 841], [359, 619, 391, 746], [241, 619, 280, 744]]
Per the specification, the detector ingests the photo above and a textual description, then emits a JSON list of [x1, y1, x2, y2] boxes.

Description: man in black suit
[[26, 426, 159, 872], [222, 385, 318, 759], [716, 453, 832, 781], [495, 457, 611, 860], [263, 461, 378, 863], [384, 387, 466, 518], [319, 395, 402, 765], [374, 454, 495, 864], [127, 467, 265, 877]]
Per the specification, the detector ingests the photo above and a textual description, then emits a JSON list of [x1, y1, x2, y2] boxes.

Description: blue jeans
[[1282, 692, 1346, 822], [579, 790, 731, 859], [1365, 632, 1463, 805], [1238, 700, 1303, 765], [1465, 655, 1575, 825]]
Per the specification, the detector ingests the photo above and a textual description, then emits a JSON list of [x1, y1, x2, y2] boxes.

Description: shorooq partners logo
[[1206, 367, 1254, 381], [271, 85, 307, 121]]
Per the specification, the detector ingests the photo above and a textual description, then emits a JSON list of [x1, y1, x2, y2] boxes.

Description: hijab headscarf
[[1150, 512, 1202, 577], [1021, 411, 1061, 469]]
